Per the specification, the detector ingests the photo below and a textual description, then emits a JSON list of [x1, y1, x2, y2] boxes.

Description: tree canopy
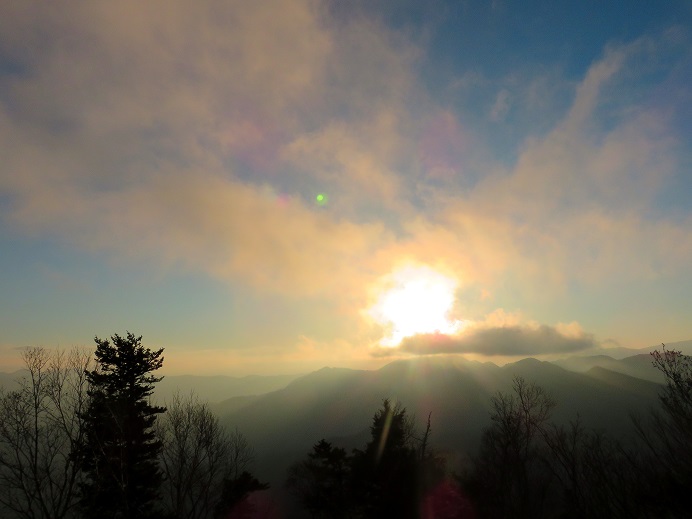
[[75, 332, 166, 519]]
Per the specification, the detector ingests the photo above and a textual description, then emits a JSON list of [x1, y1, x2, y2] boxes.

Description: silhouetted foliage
[[158, 392, 258, 519], [0, 347, 91, 519], [350, 399, 424, 518], [632, 345, 692, 517], [287, 399, 448, 518], [463, 377, 556, 519], [74, 332, 166, 519], [286, 439, 352, 518], [543, 418, 645, 518], [287, 440, 355, 517], [463, 367, 691, 519], [5, 337, 692, 518], [213, 471, 269, 519]]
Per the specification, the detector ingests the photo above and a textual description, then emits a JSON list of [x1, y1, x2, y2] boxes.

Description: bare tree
[[543, 418, 646, 518], [632, 345, 692, 516], [0, 347, 91, 519], [157, 392, 255, 519], [464, 376, 556, 519]]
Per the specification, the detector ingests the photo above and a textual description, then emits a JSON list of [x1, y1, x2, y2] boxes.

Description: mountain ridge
[[217, 354, 664, 488]]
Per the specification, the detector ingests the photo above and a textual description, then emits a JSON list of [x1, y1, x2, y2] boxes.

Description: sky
[[1, 0, 690, 375]]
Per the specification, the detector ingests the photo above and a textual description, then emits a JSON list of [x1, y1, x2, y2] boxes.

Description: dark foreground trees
[[0, 332, 267, 519], [4, 337, 690, 518], [158, 392, 268, 519], [463, 377, 556, 519], [462, 375, 648, 519], [0, 347, 91, 519], [463, 346, 692, 519], [633, 345, 692, 517], [287, 399, 457, 519], [350, 399, 427, 518], [74, 332, 166, 518], [286, 439, 351, 518]]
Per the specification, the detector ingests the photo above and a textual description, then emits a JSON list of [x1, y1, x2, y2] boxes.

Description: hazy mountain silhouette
[[0, 370, 23, 391], [0, 348, 675, 490], [154, 373, 302, 404], [0, 369, 301, 404], [577, 338, 692, 359], [554, 353, 664, 382], [505, 358, 661, 434], [218, 355, 662, 488], [1, 344, 683, 517]]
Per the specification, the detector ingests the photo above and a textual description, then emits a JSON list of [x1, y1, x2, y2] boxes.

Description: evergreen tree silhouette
[[286, 439, 352, 518], [351, 399, 420, 518], [74, 332, 166, 519]]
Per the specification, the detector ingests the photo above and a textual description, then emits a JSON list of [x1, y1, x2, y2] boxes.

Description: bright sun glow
[[368, 265, 462, 347]]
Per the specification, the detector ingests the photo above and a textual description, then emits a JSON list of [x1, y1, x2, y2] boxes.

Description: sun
[[368, 265, 462, 347]]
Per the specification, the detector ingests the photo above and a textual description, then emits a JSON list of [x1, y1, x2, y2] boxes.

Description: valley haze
[[0, 346, 680, 479]]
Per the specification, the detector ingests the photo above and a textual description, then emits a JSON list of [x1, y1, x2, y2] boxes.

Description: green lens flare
[[315, 193, 328, 206]]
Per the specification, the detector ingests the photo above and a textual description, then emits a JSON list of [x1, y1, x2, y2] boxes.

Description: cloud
[[426, 36, 692, 295], [281, 111, 407, 213], [0, 1, 415, 299], [396, 324, 596, 356], [8, 172, 390, 298], [0, 0, 690, 341], [489, 89, 511, 121]]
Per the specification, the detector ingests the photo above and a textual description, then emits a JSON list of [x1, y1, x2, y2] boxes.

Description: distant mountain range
[[553, 353, 663, 382], [573, 338, 692, 359], [0, 369, 301, 404], [1, 342, 685, 492], [214, 353, 666, 489], [154, 373, 301, 404]]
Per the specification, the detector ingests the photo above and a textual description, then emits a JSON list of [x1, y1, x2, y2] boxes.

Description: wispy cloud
[[0, 1, 690, 363], [0, 1, 413, 300], [2, 3, 688, 300], [489, 89, 511, 121]]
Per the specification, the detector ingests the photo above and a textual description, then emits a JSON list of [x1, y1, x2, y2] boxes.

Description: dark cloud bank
[[376, 325, 596, 357]]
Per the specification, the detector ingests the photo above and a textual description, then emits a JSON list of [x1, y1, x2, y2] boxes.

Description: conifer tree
[[74, 332, 166, 519], [350, 399, 421, 518], [286, 439, 352, 518]]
